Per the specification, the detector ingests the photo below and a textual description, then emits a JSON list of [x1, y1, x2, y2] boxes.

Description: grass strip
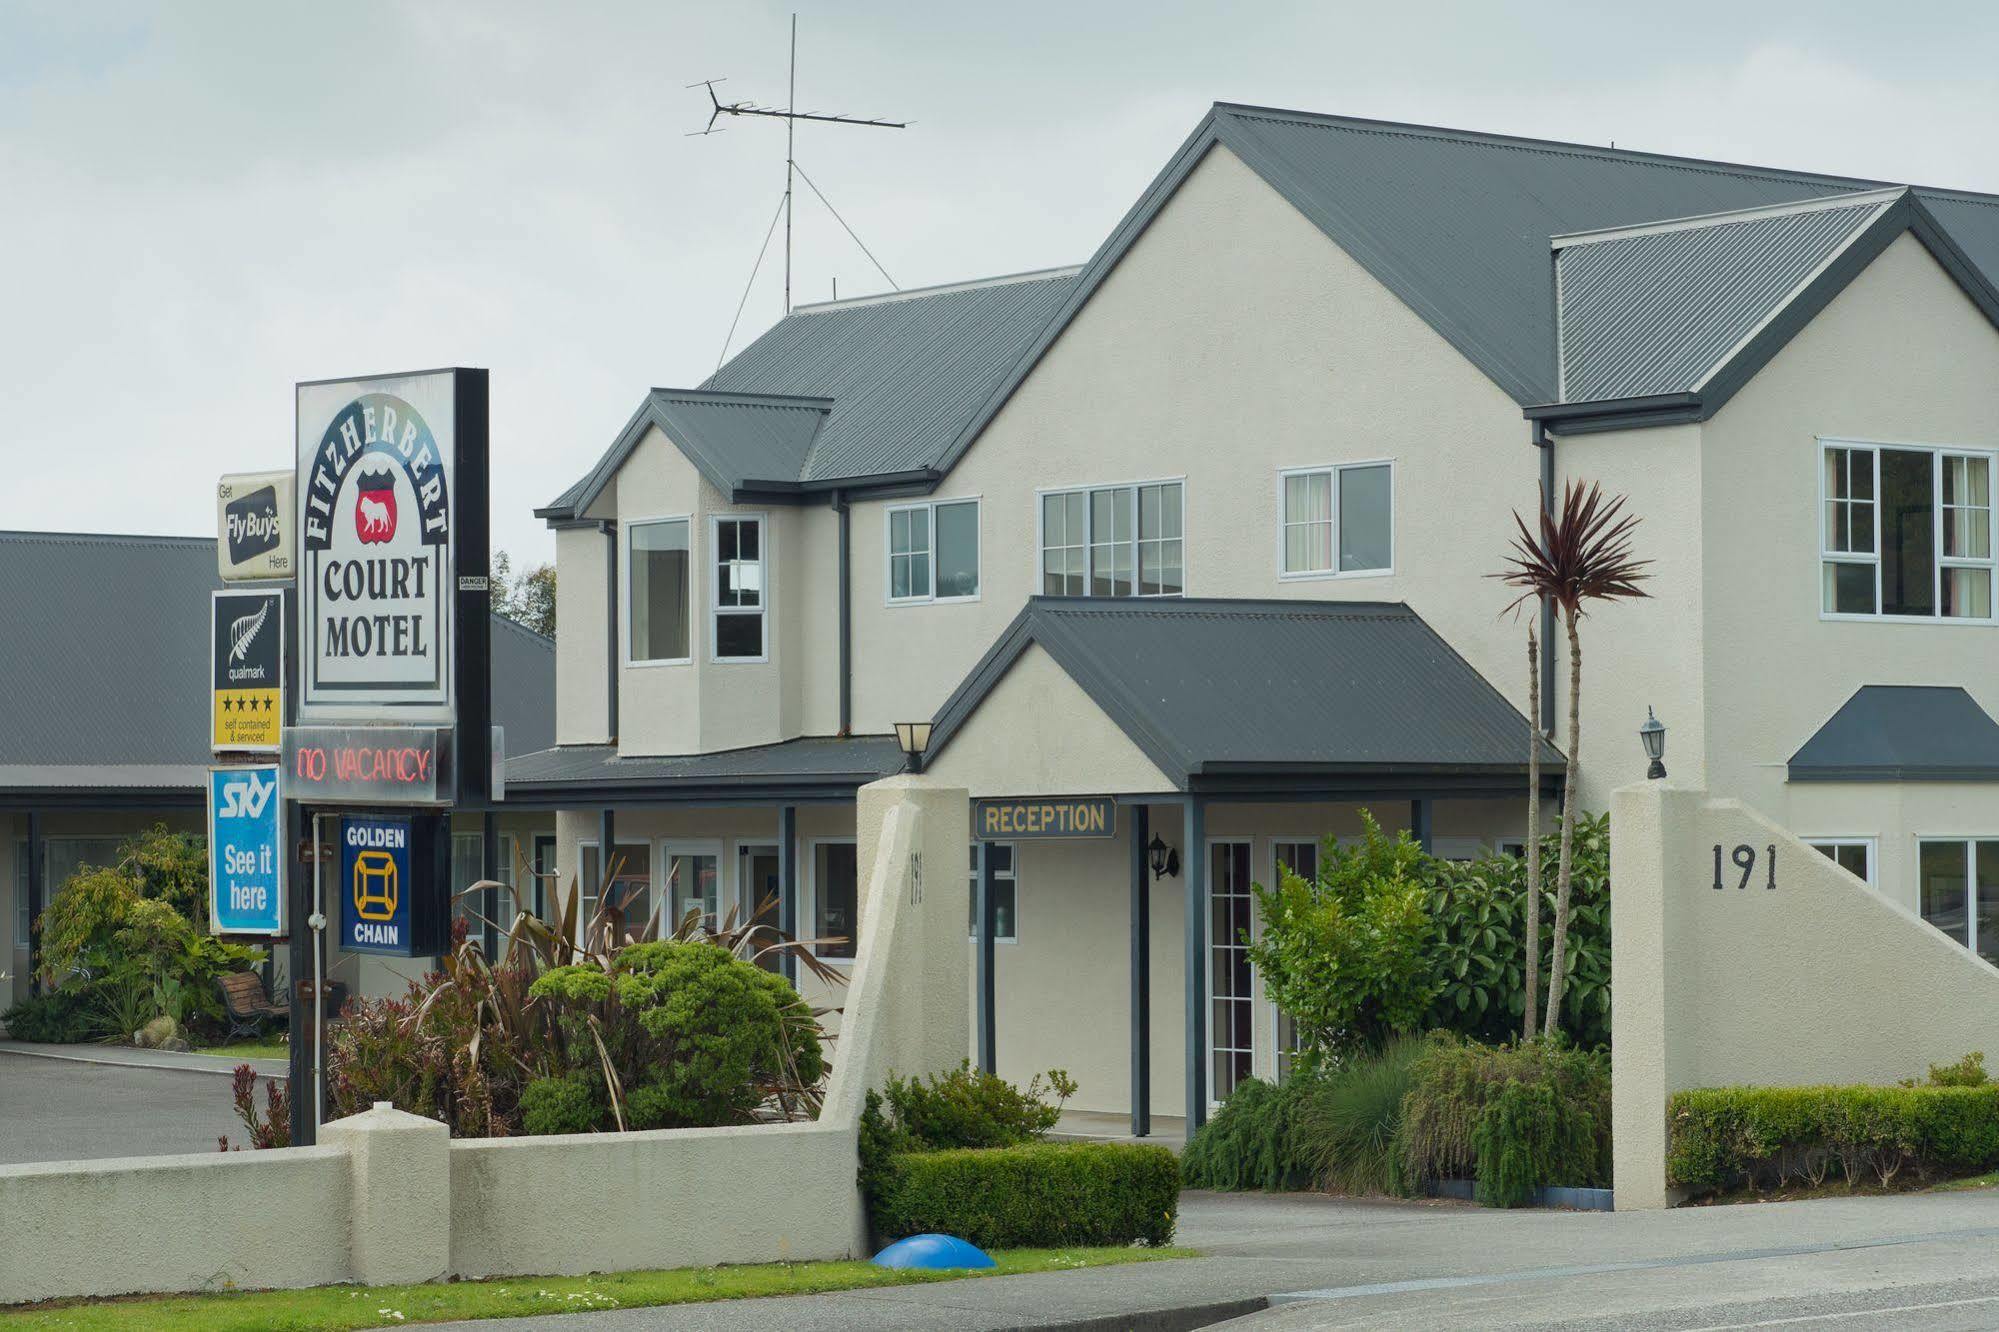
[[2, 1246, 1193, 1329]]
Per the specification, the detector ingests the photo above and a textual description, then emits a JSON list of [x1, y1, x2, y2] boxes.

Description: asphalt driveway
[[0, 1047, 265, 1162]]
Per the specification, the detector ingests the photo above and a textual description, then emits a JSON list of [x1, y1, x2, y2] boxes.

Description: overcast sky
[[6, 1, 1998, 565]]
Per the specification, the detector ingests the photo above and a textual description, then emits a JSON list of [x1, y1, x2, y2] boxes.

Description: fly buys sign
[[296, 370, 488, 727]]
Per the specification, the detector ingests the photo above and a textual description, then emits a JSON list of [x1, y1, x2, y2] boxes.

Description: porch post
[[1183, 797, 1207, 1133], [1129, 803, 1151, 1138], [597, 807, 616, 934], [1411, 798, 1433, 854], [976, 842, 998, 1074], [778, 805, 798, 984], [480, 810, 499, 956], [24, 810, 41, 996]]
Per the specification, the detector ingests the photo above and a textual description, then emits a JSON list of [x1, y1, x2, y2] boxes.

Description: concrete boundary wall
[[1611, 782, 1999, 1209], [0, 779, 970, 1307]]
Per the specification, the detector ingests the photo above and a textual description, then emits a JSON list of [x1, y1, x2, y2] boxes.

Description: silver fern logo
[[228, 600, 272, 664]]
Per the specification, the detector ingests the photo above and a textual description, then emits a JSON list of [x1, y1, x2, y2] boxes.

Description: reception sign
[[973, 796, 1116, 840]]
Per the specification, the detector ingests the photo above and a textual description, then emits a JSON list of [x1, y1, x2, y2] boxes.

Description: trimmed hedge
[[1667, 1084, 1999, 1195], [869, 1141, 1179, 1248]]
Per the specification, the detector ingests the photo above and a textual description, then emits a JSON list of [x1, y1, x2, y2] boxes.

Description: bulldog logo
[[354, 467, 397, 544]]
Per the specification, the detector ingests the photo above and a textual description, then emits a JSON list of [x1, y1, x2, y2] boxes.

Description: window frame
[[14, 839, 29, 948], [805, 836, 860, 966], [1915, 834, 1999, 957], [623, 513, 695, 668], [1274, 458, 1397, 581], [1034, 475, 1187, 600], [1818, 437, 1998, 626], [967, 840, 1018, 944], [709, 512, 771, 664], [1804, 836, 1878, 888], [884, 496, 983, 607], [659, 837, 725, 934], [575, 838, 655, 944]]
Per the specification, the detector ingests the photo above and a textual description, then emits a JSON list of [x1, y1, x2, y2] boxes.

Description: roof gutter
[[833, 489, 852, 735], [732, 468, 943, 505], [1524, 392, 1703, 436]]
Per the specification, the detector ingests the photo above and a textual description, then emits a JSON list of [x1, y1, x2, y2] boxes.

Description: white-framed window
[[711, 514, 768, 661], [968, 841, 1017, 942], [1821, 440, 1995, 621], [1278, 461, 1393, 578], [448, 832, 483, 937], [1209, 839, 1254, 1103], [578, 840, 653, 937], [662, 841, 722, 933], [1270, 838, 1319, 1082], [887, 498, 981, 604], [628, 516, 692, 664], [808, 838, 859, 961], [1038, 480, 1183, 598], [1805, 838, 1876, 887], [1917, 838, 1999, 963]]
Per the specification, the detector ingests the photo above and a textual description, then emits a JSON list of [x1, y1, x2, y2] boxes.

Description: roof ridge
[[789, 265, 1084, 314], [651, 387, 834, 410], [1214, 103, 1890, 195]]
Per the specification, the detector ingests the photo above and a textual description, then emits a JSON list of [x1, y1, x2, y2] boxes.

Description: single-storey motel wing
[[16, 101, 1999, 1140], [0, 529, 558, 1012]]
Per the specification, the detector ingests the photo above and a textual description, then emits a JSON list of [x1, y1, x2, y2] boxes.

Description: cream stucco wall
[[1698, 231, 1999, 914], [553, 524, 611, 745]]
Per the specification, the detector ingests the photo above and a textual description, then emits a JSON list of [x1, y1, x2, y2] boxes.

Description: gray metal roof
[[1789, 686, 1999, 782], [541, 268, 1079, 517], [0, 530, 555, 794], [505, 735, 905, 802], [1557, 194, 1895, 401], [928, 598, 1561, 793]]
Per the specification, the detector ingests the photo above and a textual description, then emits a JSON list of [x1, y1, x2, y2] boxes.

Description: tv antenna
[[691, 13, 909, 333]]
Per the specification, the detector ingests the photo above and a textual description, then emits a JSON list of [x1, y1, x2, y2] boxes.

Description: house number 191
[[1713, 843, 1776, 891]]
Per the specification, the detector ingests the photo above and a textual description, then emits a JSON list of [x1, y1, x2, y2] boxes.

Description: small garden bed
[[0, 1247, 1191, 1329]]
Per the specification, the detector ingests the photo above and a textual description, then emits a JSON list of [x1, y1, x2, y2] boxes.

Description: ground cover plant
[[0, 1248, 1191, 1330], [1182, 1034, 1610, 1208], [1668, 1053, 1999, 1198], [326, 870, 836, 1138]]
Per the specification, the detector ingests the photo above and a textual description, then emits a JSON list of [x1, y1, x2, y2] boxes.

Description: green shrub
[[864, 1061, 1075, 1155], [2, 990, 95, 1043], [1667, 1080, 1999, 1195], [1292, 1036, 1428, 1196], [1421, 814, 1611, 1050], [1398, 1036, 1610, 1201], [870, 1142, 1179, 1248], [1180, 1075, 1319, 1192], [1908, 1052, 1989, 1088], [1248, 814, 1437, 1060], [519, 1074, 603, 1136]]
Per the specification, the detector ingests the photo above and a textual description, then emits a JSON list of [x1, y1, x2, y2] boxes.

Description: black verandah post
[[1129, 803, 1151, 1138], [976, 843, 998, 1074], [778, 805, 797, 985], [1183, 797, 1207, 1134]]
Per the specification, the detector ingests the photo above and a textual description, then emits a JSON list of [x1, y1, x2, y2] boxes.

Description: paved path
[[0, 1046, 279, 1162], [423, 1189, 1999, 1330], [0, 1039, 286, 1078]]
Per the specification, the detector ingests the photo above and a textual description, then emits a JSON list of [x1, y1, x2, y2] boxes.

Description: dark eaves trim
[[731, 468, 942, 504], [1524, 392, 1702, 435], [1788, 764, 1999, 783]]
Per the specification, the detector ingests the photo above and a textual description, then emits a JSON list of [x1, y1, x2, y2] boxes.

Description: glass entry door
[[663, 844, 722, 935], [739, 844, 781, 970], [1208, 840, 1254, 1104]]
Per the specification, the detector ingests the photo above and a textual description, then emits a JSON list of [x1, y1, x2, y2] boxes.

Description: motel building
[[512, 104, 1999, 1135], [0, 530, 557, 1013]]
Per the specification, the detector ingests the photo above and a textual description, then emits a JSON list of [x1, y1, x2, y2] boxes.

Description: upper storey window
[[887, 499, 981, 603], [1822, 441, 1994, 621], [713, 515, 767, 661], [629, 517, 691, 664], [1279, 462, 1393, 578], [1040, 480, 1183, 598]]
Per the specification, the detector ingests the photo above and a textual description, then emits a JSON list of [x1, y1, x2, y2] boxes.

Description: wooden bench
[[218, 971, 288, 1040]]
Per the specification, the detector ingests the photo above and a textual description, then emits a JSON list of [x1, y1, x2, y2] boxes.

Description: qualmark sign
[[296, 372, 457, 722]]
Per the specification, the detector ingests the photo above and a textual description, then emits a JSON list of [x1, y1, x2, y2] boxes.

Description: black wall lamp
[[1147, 834, 1180, 880], [894, 721, 934, 774], [1639, 706, 1667, 781]]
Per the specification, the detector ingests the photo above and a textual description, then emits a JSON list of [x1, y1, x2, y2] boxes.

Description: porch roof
[[927, 597, 1561, 797], [503, 734, 906, 806], [1789, 685, 1999, 782]]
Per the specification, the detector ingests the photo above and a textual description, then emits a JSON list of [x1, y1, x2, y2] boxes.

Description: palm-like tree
[[1498, 481, 1650, 1036]]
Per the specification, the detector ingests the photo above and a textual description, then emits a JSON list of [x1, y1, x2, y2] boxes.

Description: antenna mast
[[689, 13, 909, 314]]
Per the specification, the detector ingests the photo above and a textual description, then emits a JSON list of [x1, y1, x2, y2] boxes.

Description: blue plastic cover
[[871, 1233, 997, 1270]]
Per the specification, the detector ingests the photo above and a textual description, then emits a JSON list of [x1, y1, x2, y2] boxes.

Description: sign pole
[[285, 799, 313, 1147]]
